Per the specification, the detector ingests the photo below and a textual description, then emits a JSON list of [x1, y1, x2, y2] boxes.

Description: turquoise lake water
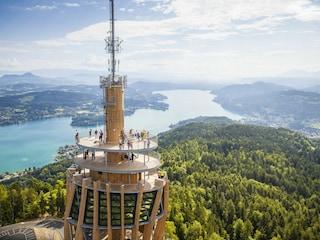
[[0, 90, 241, 174], [0, 117, 76, 174]]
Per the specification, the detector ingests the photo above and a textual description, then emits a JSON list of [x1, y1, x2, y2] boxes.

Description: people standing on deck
[[125, 152, 136, 161], [137, 131, 140, 140], [99, 129, 103, 142], [119, 131, 125, 149], [89, 129, 92, 137], [75, 130, 79, 143], [130, 152, 136, 162], [83, 149, 90, 160], [127, 139, 133, 149], [119, 138, 123, 149], [95, 129, 98, 137]]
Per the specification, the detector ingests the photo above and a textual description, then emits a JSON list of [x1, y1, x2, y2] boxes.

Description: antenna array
[[105, 0, 123, 81]]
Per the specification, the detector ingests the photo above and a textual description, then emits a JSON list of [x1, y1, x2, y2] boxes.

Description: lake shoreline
[[0, 90, 242, 175]]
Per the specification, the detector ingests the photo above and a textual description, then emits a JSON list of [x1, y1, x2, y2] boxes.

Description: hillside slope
[[158, 122, 320, 240]]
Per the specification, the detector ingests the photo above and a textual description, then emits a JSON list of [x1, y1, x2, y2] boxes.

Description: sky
[[0, 0, 320, 84]]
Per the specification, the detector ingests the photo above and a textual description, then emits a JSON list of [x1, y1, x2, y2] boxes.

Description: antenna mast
[[106, 0, 122, 82], [110, 0, 115, 80]]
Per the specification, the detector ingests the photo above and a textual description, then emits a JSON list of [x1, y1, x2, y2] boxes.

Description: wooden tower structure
[[63, 1, 169, 239]]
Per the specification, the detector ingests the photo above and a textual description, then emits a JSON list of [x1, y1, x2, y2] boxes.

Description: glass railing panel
[[110, 193, 121, 226], [70, 186, 82, 220], [139, 190, 157, 223], [123, 193, 137, 225], [84, 189, 94, 224], [99, 192, 108, 226]]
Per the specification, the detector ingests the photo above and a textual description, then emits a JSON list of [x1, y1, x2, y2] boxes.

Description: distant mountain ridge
[[1, 72, 320, 137], [214, 81, 320, 136], [305, 84, 320, 93], [214, 81, 291, 100], [1, 71, 319, 90], [0, 72, 77, 87]]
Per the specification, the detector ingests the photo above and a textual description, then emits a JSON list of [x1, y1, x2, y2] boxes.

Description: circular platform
[[76, 135, 158, 153], [73, 151, 161, 174]]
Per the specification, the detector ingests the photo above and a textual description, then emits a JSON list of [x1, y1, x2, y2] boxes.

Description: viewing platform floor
[[76, 136, 158, 153], [73, 151, 160, 174]]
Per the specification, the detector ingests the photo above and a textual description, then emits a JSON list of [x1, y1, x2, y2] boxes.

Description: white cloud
[[150, 1, 171, 12], [26, 5, 57, 11], [34, 39, 82, 47], [32, 0, 320, 49], [0, 58, 20, 67], [0, 45, 30, 54], [65, 23, 107, 42], [285, 1, 320, 21], [34, 23, 107, 47], [3, 0, 320, 81], [64, 3, 80, 8], [82, 55, 106, 66], [34, 19, 176, 48], [120, 8, 135, 13], [162, 0, 320, 31], [186, 31, 239, 40], [265, 50, 296, 55]]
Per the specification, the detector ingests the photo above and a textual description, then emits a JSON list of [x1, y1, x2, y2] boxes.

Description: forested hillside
[[0, 159, 72, 225], [158, 122, 320, 240], [0, 122, 320, 240]]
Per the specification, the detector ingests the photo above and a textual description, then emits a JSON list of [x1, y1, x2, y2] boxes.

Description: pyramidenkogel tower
[[63, 1, 169, 239]]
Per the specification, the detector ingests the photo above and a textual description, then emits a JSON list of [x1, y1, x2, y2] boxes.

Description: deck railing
[[67, 169, 167, 193]]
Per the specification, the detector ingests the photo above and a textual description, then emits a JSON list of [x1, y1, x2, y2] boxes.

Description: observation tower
[[63, 1, 169, 239]]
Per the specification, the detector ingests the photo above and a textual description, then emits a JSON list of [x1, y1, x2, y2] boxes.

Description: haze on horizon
[[0, 0, 320, 84]]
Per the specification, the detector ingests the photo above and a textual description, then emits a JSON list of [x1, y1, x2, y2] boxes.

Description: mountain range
[[1, 72, 320, 137]]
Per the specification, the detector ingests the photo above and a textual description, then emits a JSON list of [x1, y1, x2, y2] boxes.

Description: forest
[[0, 121, 320, 240], [159, 122, 320, 240]]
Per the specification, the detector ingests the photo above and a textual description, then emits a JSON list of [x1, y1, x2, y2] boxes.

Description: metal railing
[[99, 75, 127, 88]]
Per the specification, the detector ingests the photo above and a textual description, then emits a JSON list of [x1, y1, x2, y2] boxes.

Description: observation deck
[[68, 132, 166, 191], [65, 132, 168, 240], [74, 134, 160, 172], [73, 151, 160, 174], [76, 135, 158, 152]]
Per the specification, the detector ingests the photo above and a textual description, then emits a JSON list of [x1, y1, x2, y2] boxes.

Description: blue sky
[[0, 0, 320, 83]]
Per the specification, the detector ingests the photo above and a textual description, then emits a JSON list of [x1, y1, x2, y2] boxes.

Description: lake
[[0, 89, 241, 174]]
